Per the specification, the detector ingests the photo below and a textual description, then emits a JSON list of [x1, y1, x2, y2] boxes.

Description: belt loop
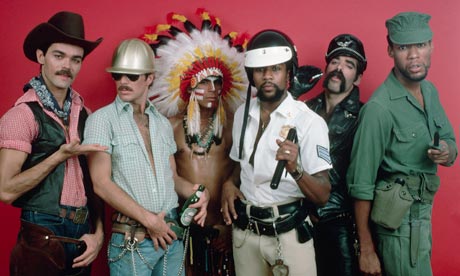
[[419, 173, 427, 202], [246, 203, 251, 218], [272, 221, 278, 237], [255, 221, 260, 235], [272, 205, 280, 218]]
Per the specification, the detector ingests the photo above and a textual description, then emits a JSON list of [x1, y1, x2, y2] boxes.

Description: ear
[[353, 74, 363, 86], [147, 73, 155, 85], [429, 40, 434, 52], [387, 45, 394, 58], [36, 49, 45, 64]]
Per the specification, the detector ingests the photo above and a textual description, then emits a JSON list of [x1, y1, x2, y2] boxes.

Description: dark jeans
[[314, 215, 359, 276], [18, 207, 91, 275]]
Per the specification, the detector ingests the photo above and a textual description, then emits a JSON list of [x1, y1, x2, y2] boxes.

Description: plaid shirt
[[83, 96, 178, 212], [0, 89, 88, 207]]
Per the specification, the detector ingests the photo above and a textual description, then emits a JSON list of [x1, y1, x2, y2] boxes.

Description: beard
[[256, 82, 285, 102], [322, 69, 346, 94], [398, 64, 429, 82]]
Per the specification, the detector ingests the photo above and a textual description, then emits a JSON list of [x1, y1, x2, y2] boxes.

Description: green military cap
[[385, 12, 433, 45]]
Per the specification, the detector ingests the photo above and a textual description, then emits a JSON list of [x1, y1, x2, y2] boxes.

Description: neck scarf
[[24, 75, 72, 125]]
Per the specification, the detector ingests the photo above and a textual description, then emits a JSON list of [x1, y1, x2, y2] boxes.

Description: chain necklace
[[261, 120, 269, 132]]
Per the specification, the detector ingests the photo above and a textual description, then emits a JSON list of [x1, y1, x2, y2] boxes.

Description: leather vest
[[13, 102, 89, 216], [306, 87, 363, 219]]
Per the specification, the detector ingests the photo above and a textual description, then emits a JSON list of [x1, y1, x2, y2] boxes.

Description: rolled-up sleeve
[[346, 102, 392, 200]]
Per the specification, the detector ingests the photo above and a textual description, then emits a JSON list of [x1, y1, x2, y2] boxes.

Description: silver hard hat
[[106, 38, 154, 74]]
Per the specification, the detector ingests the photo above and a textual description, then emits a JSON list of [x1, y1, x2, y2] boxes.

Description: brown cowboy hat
[[23, 11, 103, 62]]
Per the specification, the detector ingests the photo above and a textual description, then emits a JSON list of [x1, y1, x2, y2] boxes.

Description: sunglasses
[[111, 73, 141, 82]]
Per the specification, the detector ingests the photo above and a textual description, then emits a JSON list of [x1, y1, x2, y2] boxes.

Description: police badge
[[279, 125, 294, 139]]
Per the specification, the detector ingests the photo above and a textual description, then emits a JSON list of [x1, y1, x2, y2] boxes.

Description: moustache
[[260, 81, 275, 88], [327, 70, 345, 80], [118, 85, 133, 92], [56, 70, 73, 79]]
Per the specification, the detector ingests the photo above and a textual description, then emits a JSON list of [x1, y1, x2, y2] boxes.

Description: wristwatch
[[289, 162, 304, 181]]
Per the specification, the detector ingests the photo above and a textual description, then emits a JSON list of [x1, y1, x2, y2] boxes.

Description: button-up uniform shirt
[[347, 71, 457, 200], [83, 96, 178, 212], [230, 93, 332, 206]]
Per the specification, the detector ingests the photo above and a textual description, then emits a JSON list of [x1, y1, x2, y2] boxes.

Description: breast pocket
[[433, 115, 446, 130], [392, 123, 427, 165], [111, 135, 142, 164]]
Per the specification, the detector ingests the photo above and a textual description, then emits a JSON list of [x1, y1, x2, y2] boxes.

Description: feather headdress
[[141, 9, 249, 140]]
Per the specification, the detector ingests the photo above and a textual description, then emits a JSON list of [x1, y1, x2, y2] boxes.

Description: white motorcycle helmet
[[244, 29, 298, 86]]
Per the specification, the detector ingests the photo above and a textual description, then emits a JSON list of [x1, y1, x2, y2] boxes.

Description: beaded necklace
[[183, 113, 218, 156]]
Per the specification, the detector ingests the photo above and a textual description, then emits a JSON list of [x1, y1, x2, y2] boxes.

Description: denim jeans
[[108, 209, 186, 276], [108, 233, 185, 276], [20, 206, 91, 275]]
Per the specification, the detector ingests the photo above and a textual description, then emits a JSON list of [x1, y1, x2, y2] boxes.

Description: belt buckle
[[252, 205, 273, 219], [73, 207, 88, 224]]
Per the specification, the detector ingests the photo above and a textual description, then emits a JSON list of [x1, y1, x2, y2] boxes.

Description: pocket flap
[[375, 180, 393, 191], [112, 135, 137, 146], [425, 174, 440, 192]]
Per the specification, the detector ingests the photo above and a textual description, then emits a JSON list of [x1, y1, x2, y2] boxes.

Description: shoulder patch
[[316, 145, 331, 164]]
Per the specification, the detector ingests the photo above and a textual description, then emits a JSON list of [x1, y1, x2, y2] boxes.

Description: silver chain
[[131, 243, 138, 276], [162, 227, 190, 276], [273, 221, 284, 261], [108, 227, 190, 276]]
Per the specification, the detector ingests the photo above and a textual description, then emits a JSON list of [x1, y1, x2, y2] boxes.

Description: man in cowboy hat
[[0, 11, 105, 275]]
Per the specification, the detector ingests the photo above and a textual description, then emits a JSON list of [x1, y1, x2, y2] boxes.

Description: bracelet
[[290, 170, 304, 181], [294, 171, 303, 181]]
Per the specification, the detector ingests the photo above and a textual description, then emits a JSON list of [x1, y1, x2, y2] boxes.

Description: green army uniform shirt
[[347, 70, 457, 200]]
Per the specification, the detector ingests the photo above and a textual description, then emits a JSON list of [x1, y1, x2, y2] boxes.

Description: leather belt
[[112, 221, 150, 240], [237, 199, 303, 220], [234, 199, 309, 236], [59, 206, 88, 224], [111, 212, 185, 240], [319, 211, 352, 223], [111, 212, 139, 225]]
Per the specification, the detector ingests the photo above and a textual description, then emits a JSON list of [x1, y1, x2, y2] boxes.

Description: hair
[[386, 35, 394, 47]]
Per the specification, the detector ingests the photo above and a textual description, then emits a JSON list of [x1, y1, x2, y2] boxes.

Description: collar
[[386, 70, 409, 100], [114, 95, 158, 116], [337, 86, 361, 114], [249, 92, 295, 120], [311, 86, 361, 114], [386, 69, 430, 101]]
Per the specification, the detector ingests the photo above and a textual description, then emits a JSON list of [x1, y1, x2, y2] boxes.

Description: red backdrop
[[0, 0, 459, 275]]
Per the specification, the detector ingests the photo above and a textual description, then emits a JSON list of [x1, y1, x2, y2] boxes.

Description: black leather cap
[[325, 34, 366, 73]]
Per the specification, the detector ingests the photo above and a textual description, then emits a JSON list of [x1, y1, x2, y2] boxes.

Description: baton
[[270, 128, 297, 190]]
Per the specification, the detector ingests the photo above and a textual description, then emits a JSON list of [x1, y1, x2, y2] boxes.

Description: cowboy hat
[[23, 11, 103, 62]]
